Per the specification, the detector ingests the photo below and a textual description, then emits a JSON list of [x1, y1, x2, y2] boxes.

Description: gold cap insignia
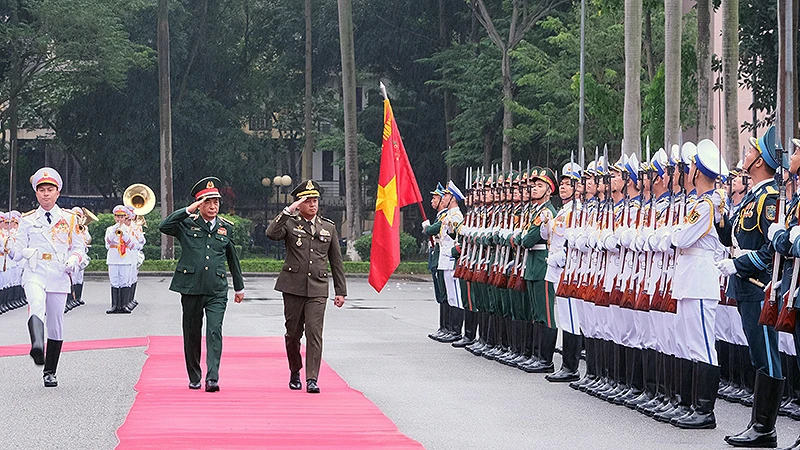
[[43, 171, 49, 177], [207, 181, 214, 189], [306, 180, 314, 190]]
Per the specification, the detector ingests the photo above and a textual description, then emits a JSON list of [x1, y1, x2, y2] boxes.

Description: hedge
[[86, 259, 429, 274]]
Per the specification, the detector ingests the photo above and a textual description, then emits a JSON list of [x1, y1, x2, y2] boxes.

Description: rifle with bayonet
[[760, 141, 786, 327]]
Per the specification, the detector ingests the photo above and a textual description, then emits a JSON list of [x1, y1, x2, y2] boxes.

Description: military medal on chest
[[296, 236, 303, 247]]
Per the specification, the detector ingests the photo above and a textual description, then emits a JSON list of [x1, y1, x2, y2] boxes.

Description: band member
[[65, 207, 91, 313], [717, 125, 785, 448], [266, 179, 346, 394], [126, 206, 146, 311], [159, 176, 245, 392], [3, 168, 86, 387], [105, 205, 141, 314]]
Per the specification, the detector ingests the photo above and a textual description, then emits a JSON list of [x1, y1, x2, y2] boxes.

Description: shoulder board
[[22, 210, 35, 217], [766, 186, 779, 195], [219, 216, 234, 226], [189, 213, 199, 220], [62, 209, 75, 215], [320, 216, 335, 225]]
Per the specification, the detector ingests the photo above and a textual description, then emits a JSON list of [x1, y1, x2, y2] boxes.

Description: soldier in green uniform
[[159, 176, 245, 392], [518, 167, 558, 373], [266, 179, 347, 394]]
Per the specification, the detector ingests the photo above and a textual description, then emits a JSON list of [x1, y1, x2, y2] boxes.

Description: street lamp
[[273, 175, 292, 204]]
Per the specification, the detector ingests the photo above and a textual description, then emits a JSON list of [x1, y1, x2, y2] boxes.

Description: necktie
[[207, 221, 213, 230], [45, 212, 52, 224]]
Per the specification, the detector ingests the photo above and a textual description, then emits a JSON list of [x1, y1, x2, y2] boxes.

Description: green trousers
[[526, 280, 556, 328], [181, 293, 228, 383]]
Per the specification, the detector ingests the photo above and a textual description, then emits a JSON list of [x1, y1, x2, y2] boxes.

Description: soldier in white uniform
[[438, 181, 465, 338], [2, 167, 86, 387], [65, 207, 91, 313], [105, 205, 142, 314], [124, 206, 146, 311]]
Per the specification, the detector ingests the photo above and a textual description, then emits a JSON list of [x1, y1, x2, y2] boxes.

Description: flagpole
[[380, 82, 431, 243]]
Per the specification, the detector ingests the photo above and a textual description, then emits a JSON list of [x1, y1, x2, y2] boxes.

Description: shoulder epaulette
[[189, 213, 199, 220], [766, 186, 779, 195], [22, 210, 35, 217], [320, 216, 335, 225], [62, 209, 75, 216], [219, 216, 234, 226]]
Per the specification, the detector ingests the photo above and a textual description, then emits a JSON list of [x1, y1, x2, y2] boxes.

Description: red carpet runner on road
[[116, 336, 424, 450]]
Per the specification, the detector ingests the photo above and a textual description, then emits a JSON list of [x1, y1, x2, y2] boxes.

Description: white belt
[[531, 244, 548, 251], [679, 248, 713, 258], [731, 248, 754, 258]]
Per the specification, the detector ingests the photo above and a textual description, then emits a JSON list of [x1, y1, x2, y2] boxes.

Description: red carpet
[[0, 337, 149, 358], [116, 336, 424, 449]]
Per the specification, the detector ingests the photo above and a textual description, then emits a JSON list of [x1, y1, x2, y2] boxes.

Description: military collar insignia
[[191, 226, 201, 231]]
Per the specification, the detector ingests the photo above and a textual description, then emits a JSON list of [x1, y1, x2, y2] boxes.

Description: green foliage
[[86, 258, 428, 274], [353, 232, 419, 262]]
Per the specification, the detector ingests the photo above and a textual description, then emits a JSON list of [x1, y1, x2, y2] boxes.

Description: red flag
[[368, 99, 423, 292]]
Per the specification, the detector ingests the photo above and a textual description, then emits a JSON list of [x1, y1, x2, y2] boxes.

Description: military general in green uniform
[[266, 179, 347, 394], [159, 176, 245, 392]]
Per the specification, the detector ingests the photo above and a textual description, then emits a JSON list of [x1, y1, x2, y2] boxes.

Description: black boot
[[453, 310, 477, 347], [724, 370, 785, 448], [75, 283, 85, 306], [722, 343, 745, 402], [525, 325, 557, 373], [128, 281, 138, 310], [483, 315, 504, 360], [655, 357, 693, 422], [637, 350, 666, 414], [674, 361, 718, 429], [613, 347, 644, 405], [107, 287, 120, 314], [588, 340, 616, 396], [429, 301, 448, 341], [718, 341, 730, 397], [547, 331, 581, 382], [467, 312, 490, 355], [27, 316, 45, 365], [441, 307, 462, 343], [600, 344, 628, 401], [43, 339, 63, 387], [788, 357, 800, 420], [626, 348, 656, 409], [571, 336, 596, 389], [119, 286, 134, 313]]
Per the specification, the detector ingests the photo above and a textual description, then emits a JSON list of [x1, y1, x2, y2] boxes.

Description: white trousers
[[556, 296, 581, 334], [675, 298, 718, 366], [443, 270, 462, 308], [108, 264, 135, 288], [26, 284, 66, 340]]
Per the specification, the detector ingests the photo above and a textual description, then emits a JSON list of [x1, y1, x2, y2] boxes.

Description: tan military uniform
[[267, 208, 347, 381]]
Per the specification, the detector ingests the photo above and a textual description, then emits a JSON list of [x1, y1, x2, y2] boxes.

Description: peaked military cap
[[291, 179, 321, 199], [749, 125, 788, 171], [30, 167, 62, 191], [530, 166, 556, 191], [191, 176, 223, 200]]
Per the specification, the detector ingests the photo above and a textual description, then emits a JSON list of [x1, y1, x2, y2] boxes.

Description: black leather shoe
[[307, 379, 320, 394], [546, 368, 580, 383], [289, 372, 302, 390], [43, 373, 58, 387], [188, 381, 201, 390], [205, 380, 220, 392]]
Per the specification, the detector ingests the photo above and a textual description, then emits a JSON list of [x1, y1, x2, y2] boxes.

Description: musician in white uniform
[[105, 205, 142, 314], [2, 167, 86, 387]]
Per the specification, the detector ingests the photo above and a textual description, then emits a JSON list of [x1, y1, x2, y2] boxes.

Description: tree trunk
[[337, 0, 361, 261], [777, 0, 797, 151], [623, 0, 643, 158], [501, 48, 513, 171], [482, 127, 493, 171], [7, 0, 19, 210], [643, 6, 655, 83], [158, 0, 174, 259], [722, 0, 739, 165], [663, 0, 682, 150], [302, 0, 313, 180], [439, 0, 455, 180], [696, 0, 712, 140]]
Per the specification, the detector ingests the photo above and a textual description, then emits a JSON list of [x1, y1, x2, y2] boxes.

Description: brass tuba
[[123, 183, 156, 227]]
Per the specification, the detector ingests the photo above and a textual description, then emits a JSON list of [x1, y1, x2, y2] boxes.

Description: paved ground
[[1, 276, 800, 449]]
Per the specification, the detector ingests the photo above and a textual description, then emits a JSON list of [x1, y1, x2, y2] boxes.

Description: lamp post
[[273, 175, 293, 206]]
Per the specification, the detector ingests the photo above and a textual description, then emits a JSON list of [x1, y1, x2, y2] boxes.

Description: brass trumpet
[[123, 183, 156, 227]]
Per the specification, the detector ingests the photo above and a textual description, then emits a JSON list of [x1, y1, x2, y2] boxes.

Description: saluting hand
[[287, 197, 307, 214], [187, 198, 206, 214]]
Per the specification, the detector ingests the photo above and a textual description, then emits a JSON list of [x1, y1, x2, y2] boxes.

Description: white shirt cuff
[[234, 290, 244, 296]]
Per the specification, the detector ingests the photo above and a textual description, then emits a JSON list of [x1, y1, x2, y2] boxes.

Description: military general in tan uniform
[[266, 179, 347, 394]]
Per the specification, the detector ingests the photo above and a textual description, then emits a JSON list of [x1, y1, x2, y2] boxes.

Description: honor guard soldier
[[424, 183, 453, 342], [543, 162, 583, 382], [266, 179, 347, 394], [518, 167, 558, 373], [159, 176, 245, 392], [3, 168, 86, 387], [105, 205, 141, 314], [439, 181, 466, 340], [717, 125, 785, 448]]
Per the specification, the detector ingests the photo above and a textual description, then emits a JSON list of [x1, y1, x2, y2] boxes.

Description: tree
[[695, 0, 712, 139], [302, 0, 313, 180], [663, 0, 681, 150], [722, 0, 739, 164], [337, 0, 361, 261], [467, 0, 569, 170], [623, 0, 642, 158]]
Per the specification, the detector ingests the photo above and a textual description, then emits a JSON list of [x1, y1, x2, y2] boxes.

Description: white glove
[[21, 248, 37, 260], [768, 223, 785, 242], [617, 226, 633, 247], [715, 259, 737, 276], [575, 233, 590, 252], [635, 232, 649, 252], [547, 249, 567, 268], [540, 222, 551, 240], [421, 219, 430, 231], [603, 231, 620, 253], [790, 227, 800, 245], [65, 256, 79, 273], [539, 209, 553, 225]]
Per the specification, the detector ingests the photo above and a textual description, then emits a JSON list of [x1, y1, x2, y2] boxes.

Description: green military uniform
[[266, 179, 346, 390], [159, 177, 244, 390]]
